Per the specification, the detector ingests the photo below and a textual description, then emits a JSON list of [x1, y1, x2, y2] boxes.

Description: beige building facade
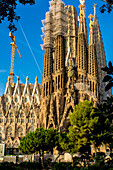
[[0, 77, 41, 154]]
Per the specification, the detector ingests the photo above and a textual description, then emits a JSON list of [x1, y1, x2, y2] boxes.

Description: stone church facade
[[40, 0, 110, 131], [0, 77, 41, 154], [0, 0, 111, 154]]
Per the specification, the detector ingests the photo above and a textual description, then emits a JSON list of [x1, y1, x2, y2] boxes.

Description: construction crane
[[9, 32, 22, 85]]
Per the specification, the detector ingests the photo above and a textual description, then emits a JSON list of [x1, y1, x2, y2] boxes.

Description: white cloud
[[0, 70, 7, 73]]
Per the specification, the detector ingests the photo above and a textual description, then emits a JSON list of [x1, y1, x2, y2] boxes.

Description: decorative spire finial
[[17, 76, 19, 82], [79, 0, 85, 5], [88, 14, 93, 30], [26, 76, 29, 82], [88, 14, 94, 45], [79, 4, 84, 18], [93, 4, 97, 19], [35, 76, 38, 82], [79, 0, 86, 17]]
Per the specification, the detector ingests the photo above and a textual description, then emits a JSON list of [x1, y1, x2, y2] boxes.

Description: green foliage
[[58, 132, 73, 153], [68, 101, 97, 154], [0, 0, 35, 32], [19, 127, 59, 154], [19, 162, 42, 169], [52, 162, 72, 170], [19, 127, 59, 168], [100, 0, 113, 13], [59, 100, 113, 157], [101, 61, 113, 91], [95, 97, 113, 148], [18, 131, 35, 154]]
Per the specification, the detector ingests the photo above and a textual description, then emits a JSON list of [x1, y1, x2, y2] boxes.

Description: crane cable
[[18, 21, 42, 75]]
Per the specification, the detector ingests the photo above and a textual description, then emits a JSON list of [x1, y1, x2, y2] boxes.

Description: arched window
[[7, 140, 11, 147], [31, 113, 34, 118], [20, 113, 23, 118], [6, 127, 12, 136], [18, 127, 23, 133], [25, 98, 27, 102], [15, 97, 18, 102], [9, 113, 12, 117], [13, 141, 19, 148], [35, 90, 37, 94], [17, 126, 23, 137], [28, 126, 34, 133], [6, 98, 8, 102]]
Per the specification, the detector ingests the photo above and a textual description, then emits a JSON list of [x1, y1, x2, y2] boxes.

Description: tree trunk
[[32, 153, 35, 162], [71, 154, 73, 167], [94, 144, 97, 157], [42, 151, 44, 168], [39, 151, 41, 164], [40, 150, 44, 169]]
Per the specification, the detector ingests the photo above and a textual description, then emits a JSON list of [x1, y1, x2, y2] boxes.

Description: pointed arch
[[60, 104, 73, 132], [6, 126, 13, 136]]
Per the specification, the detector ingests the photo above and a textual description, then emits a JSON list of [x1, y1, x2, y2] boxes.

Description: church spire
[[79, 4, 84, 33], [78, 0, 88, 45], [79, 0, 86, 17], [88, 14, 94, 45]]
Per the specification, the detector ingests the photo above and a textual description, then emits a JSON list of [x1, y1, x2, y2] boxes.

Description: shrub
[[52, 162, 67, 170], [19, 162, 42, 169]]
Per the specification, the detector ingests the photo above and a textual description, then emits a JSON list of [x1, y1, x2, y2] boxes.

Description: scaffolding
[[74, 79, 96, 98]]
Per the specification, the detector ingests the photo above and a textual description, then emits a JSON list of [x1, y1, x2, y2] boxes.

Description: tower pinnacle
[[88, 14, 94, 45], [93, 4, 97, 19], [79, 0, 86, 17], [79, 0, 85, 5]]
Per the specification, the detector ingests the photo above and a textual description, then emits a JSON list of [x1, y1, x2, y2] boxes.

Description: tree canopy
[[68, 101, 98, 154], [19, 127, 59, 167], [19, 127, 59, 154], [100, 0, 113, 13], [0, 0, 35, 32], [59, 100, 113, 157]]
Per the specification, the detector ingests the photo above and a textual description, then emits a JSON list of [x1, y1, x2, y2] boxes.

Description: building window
[[0, 119, 3, 123], [18, 127, 23, 133], [21, 119, 24, 123], [17, 119, 20, 123], [20, 113, 23, 118], [0, 113, 1, 117], [35, 90, 37, 94], [15, 98, 18, 102], [17, 127, 23, 136], [9, 113, 12, 117], [31, 114, 33, 118], [6, 119, 9, 123], [25, 98, 27, 102], [28, 126, 34, 132], [6, 127, 12, 136], [7, 140, 11, 147], [6, 98, 8, 102], [32, 119, 35, 123], [16, 90, 18, 94], [10, 119, 13, 123]]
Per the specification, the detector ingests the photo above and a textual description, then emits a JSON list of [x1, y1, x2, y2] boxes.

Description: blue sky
[[0, 0, 113, 96]]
